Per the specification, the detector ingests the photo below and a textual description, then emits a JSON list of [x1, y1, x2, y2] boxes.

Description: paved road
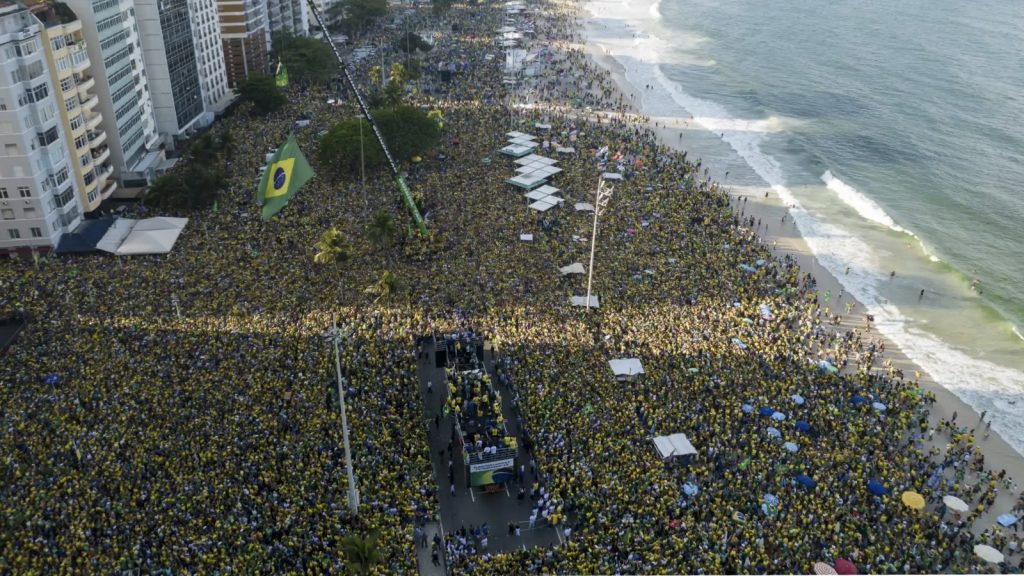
[[416, 339, 561, 557], [414, 521, 445, 576]]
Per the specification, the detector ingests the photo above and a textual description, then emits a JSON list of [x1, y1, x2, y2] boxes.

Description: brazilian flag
[[256, 135, 314, 221], [275, 61, 288, 87]]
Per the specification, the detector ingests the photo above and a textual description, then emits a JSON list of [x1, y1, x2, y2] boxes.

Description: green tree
[[340, 532, 382, 574], [366, 210, 398, 250], [431, 0, 454, 15], [145, 164, 225, 211], [318, 118, 385, 173], [313, 228, 352, 264], [236, 73, 285, 115], [272, 33, 339, 84], [364, 271, 401, 303], [319, 106, 440, 173], [339, 0, 388, 35], [394, 31, 432, 53]]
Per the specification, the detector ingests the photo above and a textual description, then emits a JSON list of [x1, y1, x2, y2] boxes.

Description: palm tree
[[313, 228, 352, 264], [366, 210, 398, 250], [364, 270, 400, 303], [340, 532, 381, 575]]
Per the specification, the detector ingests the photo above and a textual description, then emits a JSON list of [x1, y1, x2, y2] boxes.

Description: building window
[[18, 83, 49, 106], [69, 114, 84, 131], [30, 227, 42, 238], [56, 56, 71, 71], [18, 187, 31, 198], [87, 189, 98, 203], [8, 229, 20, 239], [97, 13, 123, 34], [0, 188, 7, 199], [75, 134, 88, 150], [24, 207, 35, 218], [37, 127, 59, 147], [15, 39, 39, 58], [60, 76, 75, 92], [1, 209, 13, 220], [51, 36, 66, 51]]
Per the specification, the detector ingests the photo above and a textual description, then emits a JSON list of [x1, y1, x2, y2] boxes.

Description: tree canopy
[[335, 0, 388, 36], [235, 74, 285, 115], [318, 106, 441, 173], [394, 31, 432, 53], [145, 131, 233, 211], [271, 33, 339, 84]]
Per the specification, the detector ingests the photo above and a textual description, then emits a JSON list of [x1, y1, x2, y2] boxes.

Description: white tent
[[514, 154, 556, 166], [534, 184, 560, 195], [556, 146, 576, 154], [602, 172, 624, 181], [525, 189, 553, 201], [507, 172, 548, 189], [528, 198, 559, 212], [95, 218, 136, 253], [535, 122, 552, 130], [609, 358, 645, 378], [99, 217, 189, 256], [499, 144, 535, 157], [519, 233, 533, 241], [652, 433, 697, 459], [574, 202, 595, 212], [506, 131, 530, 139], [559, 263, 585, 275], [570, 295, 599, 307]]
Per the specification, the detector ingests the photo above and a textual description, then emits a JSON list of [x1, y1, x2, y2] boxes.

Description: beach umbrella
[[763, 493, 780, 507], [997, 513, 1019, 527], [741, 403, 754, 414], [795, 420, 811, 433], [867, 480, 889, 496], [766, 426, 781, 438], [901, 491, 925, 510], [682, 482, 699, 497], [795, 474, 816, 489], [732, 337, 748, 349], [755, 259, 767, 266], [791, 394, 805, 405], [851, 394, 868, 406], [871, 402, 887, 412], [759, 407, 774, 417], [942, 495, 969, 513], [834, 558, 858, 575], [43, 374, 60, 385], [739, 264, 757, 273], [973, 544, 1003, 564], [771, 411, 786, 421], [813, 562, 838, 575], [783, 441, 799, 453]]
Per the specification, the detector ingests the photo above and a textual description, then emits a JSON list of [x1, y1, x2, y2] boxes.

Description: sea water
[[583, 0, 1024, 455]]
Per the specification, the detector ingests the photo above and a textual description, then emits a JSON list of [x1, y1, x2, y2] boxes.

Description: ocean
[[582, 0, 1024, 454]]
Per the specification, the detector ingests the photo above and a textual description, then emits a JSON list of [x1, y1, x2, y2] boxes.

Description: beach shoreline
[[563, 0, 1024, 552]]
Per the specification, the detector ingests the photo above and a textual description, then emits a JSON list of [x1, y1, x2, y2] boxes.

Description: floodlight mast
[[305, 0, 428, 235]]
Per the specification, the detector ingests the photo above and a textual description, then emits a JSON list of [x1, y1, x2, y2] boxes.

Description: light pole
[[326, 315, 360, 514], [585, 176, 614, 310]]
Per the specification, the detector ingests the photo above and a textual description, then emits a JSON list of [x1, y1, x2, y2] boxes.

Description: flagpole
[[331, 315, 360, 515]]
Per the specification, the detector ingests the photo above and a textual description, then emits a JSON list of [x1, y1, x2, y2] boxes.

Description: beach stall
[[652, 433, 698, 463], [570, 295, 600, 308], [559, 263, 585, 275], [507, 172, 549, 190], [609, 358, 645, 381]]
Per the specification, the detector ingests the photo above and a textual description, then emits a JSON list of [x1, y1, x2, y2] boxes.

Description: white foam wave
[[1014, 324, 1024, 342], [692, 116, 788, 133], [649, 0, 661, 18]]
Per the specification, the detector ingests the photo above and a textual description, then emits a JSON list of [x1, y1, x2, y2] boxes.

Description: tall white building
[[64, 0, 164, 192], [188, 0, 232, 120], [266, 0, 308, 37], [0, 2, 83, 254]]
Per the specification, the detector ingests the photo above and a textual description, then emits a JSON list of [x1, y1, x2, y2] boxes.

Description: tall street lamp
[[586, 176, 614, 310], [325, 315, 360, 514]]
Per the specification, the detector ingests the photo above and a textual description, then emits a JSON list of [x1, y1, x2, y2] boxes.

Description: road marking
[[469, 487, 475, 502], [505, 484, 511, 497]]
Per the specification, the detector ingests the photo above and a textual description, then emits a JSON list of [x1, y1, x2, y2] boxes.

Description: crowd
[[0, 0, 1021, 574]]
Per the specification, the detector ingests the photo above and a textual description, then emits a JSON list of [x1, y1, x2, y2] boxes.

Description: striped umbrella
[[813, 562, 838, 575]]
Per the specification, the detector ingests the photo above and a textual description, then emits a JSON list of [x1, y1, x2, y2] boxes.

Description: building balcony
[[80, 94, 98, 111], [85, 112, 102, 131], [91, 146, 110, 165], [82, 170, 98, 193], [76, 75, 95, 95], [71, 47, 90, 73], [99, 178, 117, 199], [87, 130, 106, 147], [97, 163, 114, 182]]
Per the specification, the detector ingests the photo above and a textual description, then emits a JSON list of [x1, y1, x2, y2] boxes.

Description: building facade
[[217, 0, 269, 88], [64, 0, 163, 192], [134, 0, 203, 140], [266, 0, 308, 37], [32, 0, 116, 212], [188, 0, 232, 116], [0, 2, 83, 254]]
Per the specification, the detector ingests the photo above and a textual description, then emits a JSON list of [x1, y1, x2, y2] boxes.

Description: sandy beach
[[567, 0, 1024, 556]]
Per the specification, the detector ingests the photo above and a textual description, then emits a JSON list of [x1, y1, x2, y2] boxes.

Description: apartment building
[[31, 0, 115, 212], [0, 1, 83, 254], [64, 0, 163, 191], [189, 0, 232, 118], [266, 0, 308, 37], [217, 0, 269, 88]]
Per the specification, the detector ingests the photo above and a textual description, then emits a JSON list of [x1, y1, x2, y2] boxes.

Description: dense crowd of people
[[1, 0, 1021, 574]]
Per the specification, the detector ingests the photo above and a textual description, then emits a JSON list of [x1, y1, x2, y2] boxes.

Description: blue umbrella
[[997, 513, 1019, 527], [795, 420, 811, 432], [795, 474, 816, 489], [771, 411, 786, 421], [759, 407, 775, 417], [872, 402, 887, 412], [867, 479, 889, 496], [683, 482, 699, 497], [741, 403, 754, 414], [851, 395, 868, 406], [763, 493, 780, 507], [766, 426, 782, 438], [783, 441, 799, 453], [755, 259, 767, 267], [739, 264, 757, 273], [43, 374, 59, 385], [791, 394, 805, 405]]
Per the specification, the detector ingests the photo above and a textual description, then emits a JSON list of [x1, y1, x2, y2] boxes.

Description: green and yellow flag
[[275, 61, 288, 87], [256, 134, 314, 221]]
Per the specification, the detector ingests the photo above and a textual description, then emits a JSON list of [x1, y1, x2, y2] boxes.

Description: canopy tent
[[609, 358, 644, 378], [525, 189, 556, 201], [507, 173, 549, 189], [555, 146, 576, 154], [574, 202, 595, 212], [570, 295, 599, 308], [499, 144, 535, 157], [54, 218, 117, 254], [506, 131, 531, 139], [528, 198, 560, 212], [534, 122, 552, 130], [519, 233, 533, 242], [97, 217, 189, 256], [601, 172, 624, 181], [533, 184, 560, 196], [559, 263, 585, 275], [651, 433, 697, 459]]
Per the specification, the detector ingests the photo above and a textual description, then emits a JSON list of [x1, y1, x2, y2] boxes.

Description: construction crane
[[305, 0, 428, 236]]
